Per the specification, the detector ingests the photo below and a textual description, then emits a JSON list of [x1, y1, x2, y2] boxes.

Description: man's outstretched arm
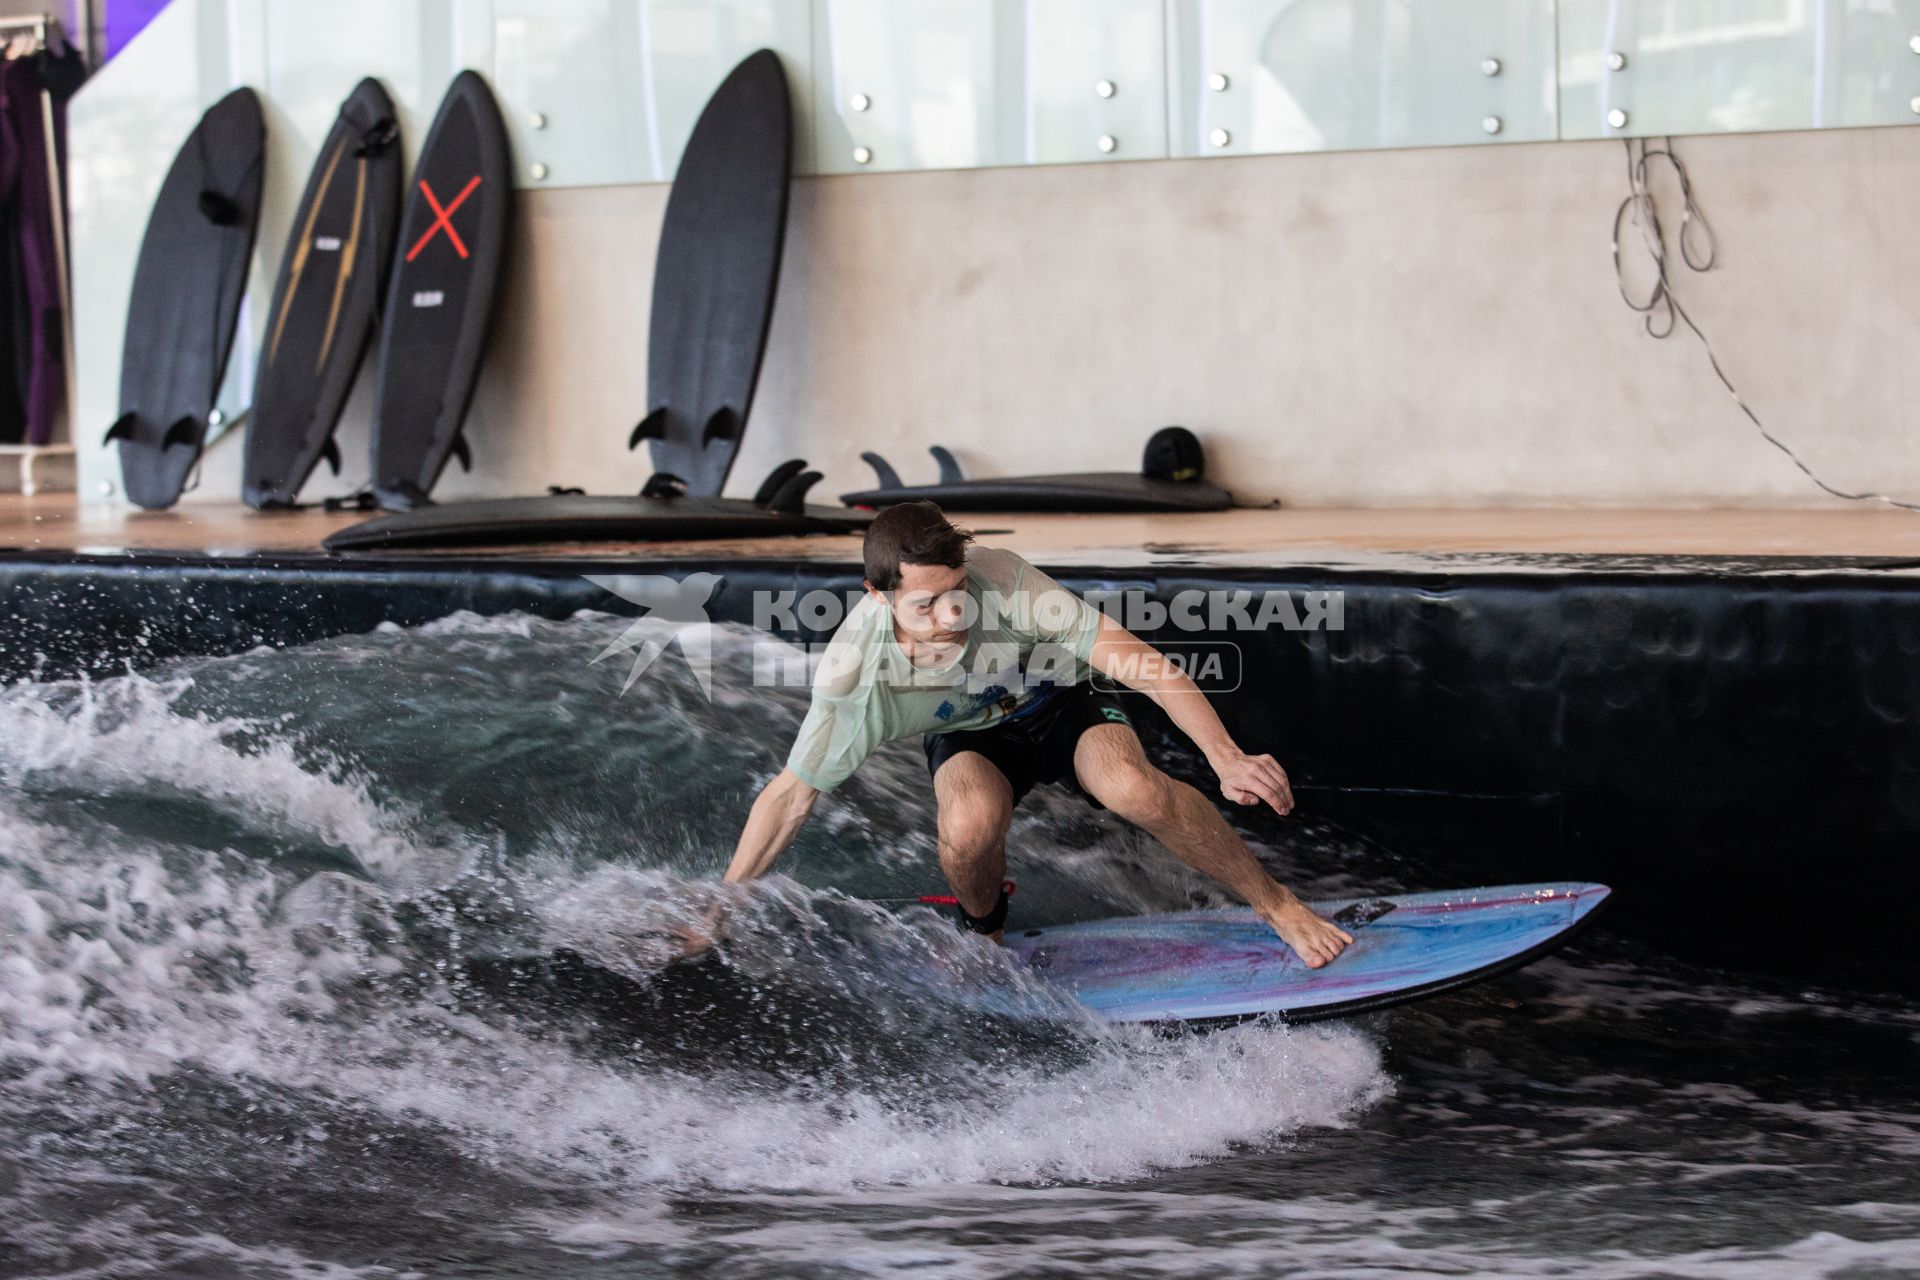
[[675, 769, 820, 959], [1084, 613, 1295, 815], [724, 767, 819, 882]]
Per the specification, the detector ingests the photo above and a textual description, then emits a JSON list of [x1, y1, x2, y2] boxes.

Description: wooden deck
[[6, 493, 1920, 565]]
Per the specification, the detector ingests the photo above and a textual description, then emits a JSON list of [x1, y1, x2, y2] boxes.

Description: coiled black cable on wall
[[1611, 135, 1920, 512]]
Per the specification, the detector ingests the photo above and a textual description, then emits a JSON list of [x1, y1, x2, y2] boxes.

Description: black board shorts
[[923, 683, 1134, 808]]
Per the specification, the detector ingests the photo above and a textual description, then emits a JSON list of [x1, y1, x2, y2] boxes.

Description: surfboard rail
[[1006, 882, 1612, 1026]]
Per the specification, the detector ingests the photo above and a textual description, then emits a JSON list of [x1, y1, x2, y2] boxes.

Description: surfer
[[705, 502, 1353, 967]]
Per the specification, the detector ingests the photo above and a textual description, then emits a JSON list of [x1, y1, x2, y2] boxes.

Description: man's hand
[[667, 900, 727, 963], [1084, 616, 1296, 819], [1209, 747, 1295, 815]]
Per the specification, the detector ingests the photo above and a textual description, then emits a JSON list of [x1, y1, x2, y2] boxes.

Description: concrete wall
[[79, 96, 1920, 510], [275, 122, 1920, 511]]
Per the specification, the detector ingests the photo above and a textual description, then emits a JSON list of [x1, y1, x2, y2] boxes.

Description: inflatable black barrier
[[5, 547, 1918, 992]]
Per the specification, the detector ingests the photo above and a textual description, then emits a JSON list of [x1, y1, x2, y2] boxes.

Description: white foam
[[0, 673, 470, 885], [2, 1194, 418, 1280], [528, 1186, 1920, 1280], [0, 784, 1390, 1200]]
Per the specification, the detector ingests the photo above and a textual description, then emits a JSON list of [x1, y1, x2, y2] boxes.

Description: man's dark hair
[[863, 501, 974, 591]]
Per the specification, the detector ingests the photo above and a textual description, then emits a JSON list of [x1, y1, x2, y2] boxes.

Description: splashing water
[[1, 612, 1916, 1278]]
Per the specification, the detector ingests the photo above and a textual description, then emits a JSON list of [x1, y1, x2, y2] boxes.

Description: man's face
[[871, 560, 972, 649]]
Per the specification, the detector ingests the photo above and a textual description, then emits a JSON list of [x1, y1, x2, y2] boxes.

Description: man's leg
[[1071, 723, 1353, 968], [932, 751, 1017, 940]]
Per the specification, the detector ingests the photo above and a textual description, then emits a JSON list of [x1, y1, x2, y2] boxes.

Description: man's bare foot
[[1259, 896, 1354, 969]]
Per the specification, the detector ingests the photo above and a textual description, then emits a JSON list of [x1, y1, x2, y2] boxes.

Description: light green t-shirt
[[784, 545, 1107, 792]]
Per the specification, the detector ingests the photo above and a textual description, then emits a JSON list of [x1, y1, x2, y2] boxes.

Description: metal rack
[[0, 14, 55, 44]]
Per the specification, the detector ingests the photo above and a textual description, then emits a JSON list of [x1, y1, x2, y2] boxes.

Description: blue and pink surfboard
[[1006, 882, 1610, 1025]]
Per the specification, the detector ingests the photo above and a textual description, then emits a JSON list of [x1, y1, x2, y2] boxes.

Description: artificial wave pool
[[3, 611, 1918, 1278]]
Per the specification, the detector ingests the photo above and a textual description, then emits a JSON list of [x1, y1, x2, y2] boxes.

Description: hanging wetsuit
[[0, 42, 85, 445]]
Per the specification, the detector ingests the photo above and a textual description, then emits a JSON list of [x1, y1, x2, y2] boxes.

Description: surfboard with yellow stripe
[[243, 77, 402, 510]]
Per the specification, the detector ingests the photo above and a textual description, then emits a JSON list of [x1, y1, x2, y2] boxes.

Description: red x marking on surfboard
[[406, 175, 482, 262]]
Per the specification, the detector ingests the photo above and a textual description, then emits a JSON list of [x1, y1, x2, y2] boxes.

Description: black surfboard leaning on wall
[[628, 46, 792, 500], [105, 87, 265, 511], [367, 70, 511, 512], [325, 49, 871, 551], [841, 427, 1236, 513], [243, 78, 402, 510]]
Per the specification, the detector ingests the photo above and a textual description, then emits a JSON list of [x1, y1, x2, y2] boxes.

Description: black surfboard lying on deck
[[106, 88, 266, 510], [323, 469, 869, 551], [243, 78, 402, 509], [325, 49, 872, 550], [368, 70, 511, 511], [841, 427, 1235, 513]]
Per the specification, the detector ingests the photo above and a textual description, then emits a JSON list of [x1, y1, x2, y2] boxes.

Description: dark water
[[2, 611, 1917, 1279]]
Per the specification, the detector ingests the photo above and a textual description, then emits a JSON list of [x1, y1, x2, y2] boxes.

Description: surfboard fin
[[161, 415, 202, 451], [319, 435, 342, 475], [765, 469, 822, 516], [641, 472, 688, 499], [628, 409, 667, 450], [198, 190, 242, 226], [700, 406, 740, 447], [102, 412, 137, 446], [752, 459, 808, 505], [930, 445, 965, 485], [449, 431, 472, 472], [860, 452, 903, 490]]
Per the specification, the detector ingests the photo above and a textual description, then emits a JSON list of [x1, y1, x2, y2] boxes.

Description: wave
[[0, 635, 1390, 1210]]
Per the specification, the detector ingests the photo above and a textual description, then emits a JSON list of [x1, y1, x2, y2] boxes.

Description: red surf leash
[[865, 880, 1016, 907], [916, 879, 1015, 907]]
